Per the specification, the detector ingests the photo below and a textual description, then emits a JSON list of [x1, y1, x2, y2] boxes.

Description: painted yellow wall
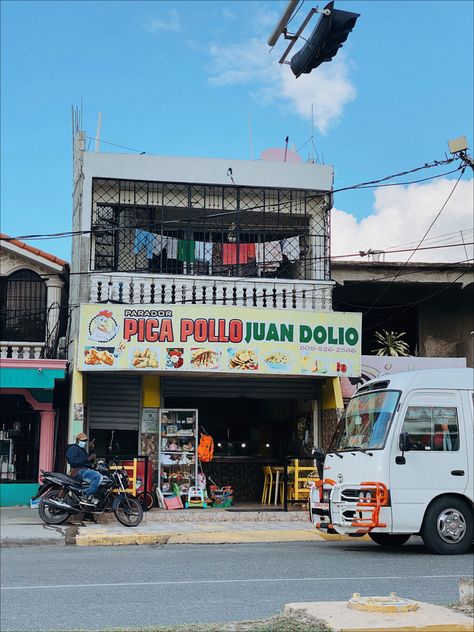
[[142, 375, 161, 407], [321, 377, 343, 410]]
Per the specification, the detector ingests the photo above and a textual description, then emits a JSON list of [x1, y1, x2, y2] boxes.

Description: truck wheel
[[369, 533, 411, 548], [421, 496, 473, 555]]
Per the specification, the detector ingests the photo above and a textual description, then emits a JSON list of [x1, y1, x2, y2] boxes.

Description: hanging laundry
[[222, 243, 237, 265], [212, 243, 223, 266], [246, 243, 256, 262], [255, 240, 282, 271], [195, 241, 213, 263], [134, 229, 155, 259], [281, 236, 300, 262], [177, 239, 196, 263], [166, 237, 178, 259], [222, 243, 256, 265], [152, 234, 168, 257]]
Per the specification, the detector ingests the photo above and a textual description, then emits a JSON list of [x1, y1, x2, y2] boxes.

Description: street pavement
[[1, 539, 473, 631]]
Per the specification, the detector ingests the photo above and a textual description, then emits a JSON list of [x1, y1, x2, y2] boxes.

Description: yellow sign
[[77, 304, 361, 377]]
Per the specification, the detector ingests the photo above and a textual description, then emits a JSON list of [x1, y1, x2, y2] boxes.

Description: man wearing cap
[[65, 433, 102, 507]]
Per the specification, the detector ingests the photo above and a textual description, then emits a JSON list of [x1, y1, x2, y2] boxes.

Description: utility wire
[[363, 167, 467, 318], [86, 136, 146, 154], [4, 156, 468, 244]]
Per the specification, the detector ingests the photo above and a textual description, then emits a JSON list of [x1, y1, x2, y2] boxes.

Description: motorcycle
[[33, 461, 143, 527]]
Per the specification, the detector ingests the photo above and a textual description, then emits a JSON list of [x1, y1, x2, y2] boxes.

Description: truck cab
[[310, 368, 474, 554]]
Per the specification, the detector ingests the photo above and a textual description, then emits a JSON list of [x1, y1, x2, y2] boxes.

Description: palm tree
[[372, 329, 410, 357]]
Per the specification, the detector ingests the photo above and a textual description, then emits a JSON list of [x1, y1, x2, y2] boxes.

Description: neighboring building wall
[[419, 284, 473, 366]]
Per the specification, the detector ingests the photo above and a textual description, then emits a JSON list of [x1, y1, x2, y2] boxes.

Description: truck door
[[389, 390, 468, 533]]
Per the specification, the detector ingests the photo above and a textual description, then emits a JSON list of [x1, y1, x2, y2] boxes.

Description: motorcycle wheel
[[38, 489, 71, 525], [114, 495, 143, 527]]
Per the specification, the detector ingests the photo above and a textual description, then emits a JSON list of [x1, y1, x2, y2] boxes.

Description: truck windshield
[[334, 390, 400, 450]]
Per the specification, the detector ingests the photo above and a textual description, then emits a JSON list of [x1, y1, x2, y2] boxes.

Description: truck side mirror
[[399, 432, 410, 453]]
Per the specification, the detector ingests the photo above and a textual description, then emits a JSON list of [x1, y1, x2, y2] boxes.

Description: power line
[[86, 136, 146, 154], [363, 167, 467, 317], [4, 155, 468, 244], [332, 241, 473, 259]]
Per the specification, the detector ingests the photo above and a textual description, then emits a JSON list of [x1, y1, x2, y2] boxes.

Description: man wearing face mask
[[65, 433, 102, 507]]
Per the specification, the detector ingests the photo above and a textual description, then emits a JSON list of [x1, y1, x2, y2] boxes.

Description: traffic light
[[290, 1, 360, 78]]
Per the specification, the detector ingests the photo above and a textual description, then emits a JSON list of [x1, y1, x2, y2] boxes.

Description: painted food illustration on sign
[[191, 348, 221, 369], [84, 347, 115, 366], [264, 351, 294, 370], [166, 348, 184, 369], [228, 349, 258, 370], [131, 348, 158, 368]]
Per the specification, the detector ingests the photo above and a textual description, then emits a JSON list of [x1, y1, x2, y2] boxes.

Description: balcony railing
[[0, 342, 45, 359], [89, 273, 333, 311]]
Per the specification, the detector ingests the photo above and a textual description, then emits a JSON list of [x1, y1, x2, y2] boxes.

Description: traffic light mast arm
[[278, 6, 331, 65]]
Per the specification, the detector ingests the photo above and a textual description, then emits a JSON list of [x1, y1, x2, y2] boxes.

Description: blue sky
[[1, 0, 473, 262]]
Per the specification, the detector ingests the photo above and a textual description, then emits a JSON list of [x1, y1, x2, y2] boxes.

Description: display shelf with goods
[[158, 409, 198, 506]]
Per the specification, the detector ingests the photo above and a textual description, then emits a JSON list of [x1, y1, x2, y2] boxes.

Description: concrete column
[[45, 278, 64, 339], [38, 410, 55, 478], [68, 370, 85, 444]]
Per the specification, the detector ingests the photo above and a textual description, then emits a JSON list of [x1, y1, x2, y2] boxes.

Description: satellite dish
[[261, 147, 302, 164]]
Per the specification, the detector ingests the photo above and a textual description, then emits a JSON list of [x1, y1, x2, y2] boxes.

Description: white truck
[[310, 368, 474, 554]]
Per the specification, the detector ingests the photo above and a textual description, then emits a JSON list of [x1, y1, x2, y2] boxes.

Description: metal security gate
[[87, 374, 141, 430], [162, 376, 321, 400]]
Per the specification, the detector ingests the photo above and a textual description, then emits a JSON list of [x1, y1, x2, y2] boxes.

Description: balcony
[[0, 342, 45, 359], [89, 273, 334, 311]]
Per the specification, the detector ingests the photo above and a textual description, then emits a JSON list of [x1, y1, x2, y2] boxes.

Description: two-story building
[[68, 131, 361, 501], [0, 235, 68, 506]]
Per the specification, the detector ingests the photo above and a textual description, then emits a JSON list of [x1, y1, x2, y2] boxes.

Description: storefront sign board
[[77, 304, 361, 377]]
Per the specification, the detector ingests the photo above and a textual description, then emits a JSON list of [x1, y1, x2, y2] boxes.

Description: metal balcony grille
[[91, 178, 330, 280]]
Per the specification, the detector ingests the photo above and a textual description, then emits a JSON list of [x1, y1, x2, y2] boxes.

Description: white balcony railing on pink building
[[0, 342, 45, 359], [89, 273, 333, 311]]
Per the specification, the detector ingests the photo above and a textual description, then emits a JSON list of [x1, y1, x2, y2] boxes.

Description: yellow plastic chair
[[261, 466, 274, 504]]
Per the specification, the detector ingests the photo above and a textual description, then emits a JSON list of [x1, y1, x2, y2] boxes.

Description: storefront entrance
[[0, 395, 40, 483], [163, 376, 319, 503]]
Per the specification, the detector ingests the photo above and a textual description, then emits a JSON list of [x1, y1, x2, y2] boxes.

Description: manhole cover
[[348, 592, 419, 613]]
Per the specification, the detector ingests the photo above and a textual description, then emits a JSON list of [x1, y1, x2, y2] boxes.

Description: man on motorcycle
[[65, 433, 102, 507]]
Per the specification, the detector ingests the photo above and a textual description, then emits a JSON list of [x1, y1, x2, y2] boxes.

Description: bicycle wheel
[[137, 491, 154, 510]]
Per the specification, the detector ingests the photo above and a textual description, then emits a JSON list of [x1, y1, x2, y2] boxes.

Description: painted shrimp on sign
[[77, 305, 362, 378]]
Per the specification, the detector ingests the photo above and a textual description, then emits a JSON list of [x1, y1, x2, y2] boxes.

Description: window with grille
[[0, 270, 47, 342], [90, 178, 330, 280]]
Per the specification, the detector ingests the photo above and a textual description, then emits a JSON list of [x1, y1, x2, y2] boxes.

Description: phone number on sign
[[300, 345, 357, 354]]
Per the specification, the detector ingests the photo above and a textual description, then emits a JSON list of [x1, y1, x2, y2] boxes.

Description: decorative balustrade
[[0, 342, 45, 359], [89, 273, 333, 311]]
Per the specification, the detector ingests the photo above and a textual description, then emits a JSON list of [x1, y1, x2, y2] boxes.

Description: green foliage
[[372, 329, 411, 357]]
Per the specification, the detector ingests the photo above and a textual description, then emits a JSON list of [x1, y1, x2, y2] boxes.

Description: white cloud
[[207, 35, 356, 133], [144, 10, 182, 34], [331, 177, 474, 263]]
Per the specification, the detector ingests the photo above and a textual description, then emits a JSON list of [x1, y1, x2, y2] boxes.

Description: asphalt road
[[1, 539, 473, 632]]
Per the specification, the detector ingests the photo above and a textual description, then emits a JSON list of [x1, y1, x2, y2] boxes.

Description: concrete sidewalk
[[0, 505, 359, 547]]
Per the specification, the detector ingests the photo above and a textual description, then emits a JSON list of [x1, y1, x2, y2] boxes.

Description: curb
[[75, 528, 326, 546]]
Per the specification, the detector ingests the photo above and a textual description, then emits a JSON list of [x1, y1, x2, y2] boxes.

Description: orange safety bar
[[350, 481, 389, 532], [315, 478, 335, 502]]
